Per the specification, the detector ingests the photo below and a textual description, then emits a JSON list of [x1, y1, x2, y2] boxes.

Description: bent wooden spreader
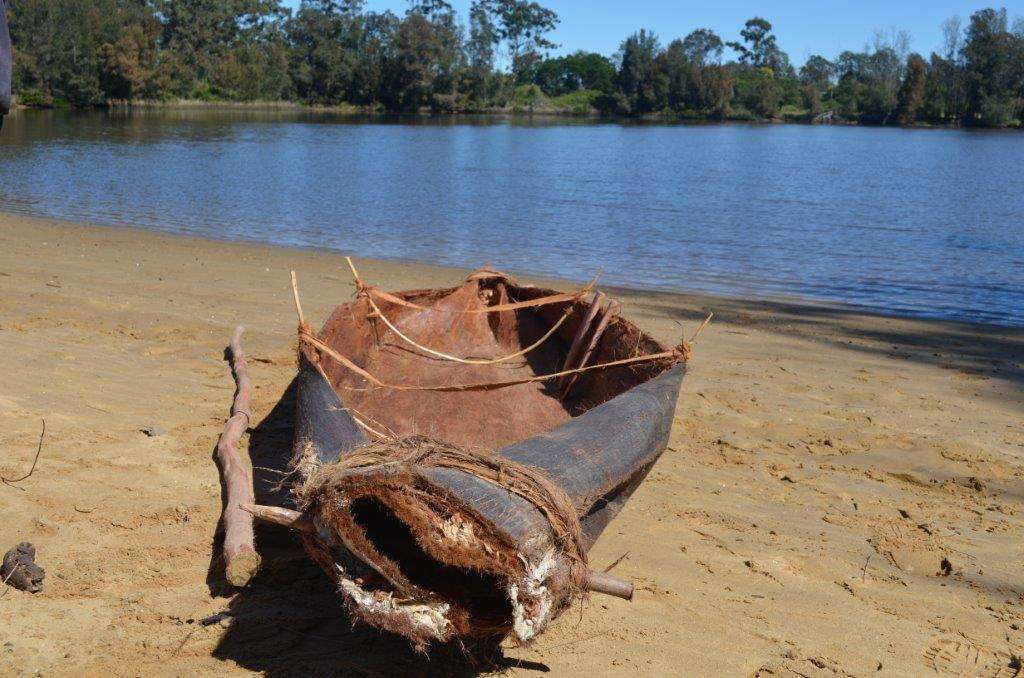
[[222, 261, 701, 649]]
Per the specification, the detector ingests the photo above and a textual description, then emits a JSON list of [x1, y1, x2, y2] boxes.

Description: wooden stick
[[584, 571, 634, 600], [242, 503, 635, 600], [602, 550, 631, 573], [561, 299, 619, 398], [1, 419, 45, 489], [241, 503, 315, 534], [299, 329, 388, 387], [348, 413, 394, 441], [344, 256, 365, 292], [689, 311, 714, 344], [216, 326, 261, 587], [465, 290, 585, 314], [556, 292, 606, 393], [243, 503, 412, 594], [365, 286, 428, 311], [463, 269, 601, 314], [290, 271, 306, 327]]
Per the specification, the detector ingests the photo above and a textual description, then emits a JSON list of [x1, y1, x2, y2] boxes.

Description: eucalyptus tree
[[459, 0, 499, 105], [476, 0, 559, 83], [616, 29, 666, 114], [381, 0, 464, 110], [799, 55, 834, 92], [960, 7, 1024, 126], [727, 17, 791, 75], [156, 0, 289, 82], [287, 0, 368, 104], [680, 28, 723, 66], [895, 53, 927, 124], [532, 51, 615, 95]]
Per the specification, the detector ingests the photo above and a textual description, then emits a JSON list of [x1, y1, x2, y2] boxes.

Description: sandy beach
[[0, 212, 1022, 676]]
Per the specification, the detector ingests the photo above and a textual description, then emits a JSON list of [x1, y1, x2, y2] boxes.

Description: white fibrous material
[[508, 548, 558, 642]]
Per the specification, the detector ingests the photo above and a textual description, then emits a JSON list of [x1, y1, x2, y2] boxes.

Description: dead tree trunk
[[216, 326, 260, 587]]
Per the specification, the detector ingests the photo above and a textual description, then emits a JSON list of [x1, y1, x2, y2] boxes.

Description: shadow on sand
[[206, 377, 549, 676], [616, 286, 1024, 405]]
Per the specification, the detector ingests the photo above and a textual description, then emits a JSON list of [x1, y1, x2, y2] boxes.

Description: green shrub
[[188, 83, 224, 102], [978, 95, 1016, 128], [551, 89, 601, 114], [778, 104, 808, 121], [513, 83, 546, 107], [726, 105, 757, 121], [16, 89, 51, 108]]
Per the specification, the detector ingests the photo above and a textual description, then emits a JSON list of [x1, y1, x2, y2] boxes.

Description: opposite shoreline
[[13, 97, 1018, 131]]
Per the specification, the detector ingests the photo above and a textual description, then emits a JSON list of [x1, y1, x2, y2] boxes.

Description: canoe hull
[[289, 275, 685, 645]]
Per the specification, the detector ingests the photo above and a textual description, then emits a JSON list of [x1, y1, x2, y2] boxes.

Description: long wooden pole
[[217, 326, 260, 587]]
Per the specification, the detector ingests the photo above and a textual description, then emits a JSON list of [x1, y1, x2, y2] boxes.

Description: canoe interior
[[311, 274, 676, 450]]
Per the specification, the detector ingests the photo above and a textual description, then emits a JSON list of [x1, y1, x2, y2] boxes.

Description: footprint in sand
[[922, 638, 1021, 677]]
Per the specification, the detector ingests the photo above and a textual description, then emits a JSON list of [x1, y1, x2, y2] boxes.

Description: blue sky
[[282, 1, 1023, 63]]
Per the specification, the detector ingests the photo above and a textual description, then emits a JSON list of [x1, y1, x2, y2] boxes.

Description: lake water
[[1, 109, 1022, 326]]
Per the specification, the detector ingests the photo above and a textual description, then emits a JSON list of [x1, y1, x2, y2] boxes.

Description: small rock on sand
[[1, 543, 45, 593]]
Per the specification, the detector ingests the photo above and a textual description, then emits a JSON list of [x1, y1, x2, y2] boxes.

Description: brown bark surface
[[216, 326, 260, 587]]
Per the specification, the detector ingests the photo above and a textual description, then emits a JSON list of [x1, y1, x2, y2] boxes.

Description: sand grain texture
[[1, 213, 1022, 676]]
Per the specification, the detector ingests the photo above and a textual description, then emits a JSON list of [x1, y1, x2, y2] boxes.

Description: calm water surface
[[1, 109, 1022, 326]]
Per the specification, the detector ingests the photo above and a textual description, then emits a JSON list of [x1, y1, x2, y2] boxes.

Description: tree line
[[7, 1, 1024, 127]]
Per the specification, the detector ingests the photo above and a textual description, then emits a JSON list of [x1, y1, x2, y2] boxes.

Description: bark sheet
[[292, 272, 684, 647]]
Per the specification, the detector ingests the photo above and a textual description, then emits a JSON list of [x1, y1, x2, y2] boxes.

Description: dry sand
[[0, 212, 1022, 677]]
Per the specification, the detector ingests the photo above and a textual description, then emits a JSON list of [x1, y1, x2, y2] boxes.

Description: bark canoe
[[288, 268, 686, 648]]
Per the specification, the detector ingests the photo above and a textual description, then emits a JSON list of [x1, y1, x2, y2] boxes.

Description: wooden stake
[[241, 503, 315, 534], [290, 271, 306, 327], [689, 311, 714, 344], [584, 571, 634, 600], [216, 326, 260, 587]]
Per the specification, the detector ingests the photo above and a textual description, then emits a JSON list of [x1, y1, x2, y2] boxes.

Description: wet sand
[[1, 212, 1022, 676]]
